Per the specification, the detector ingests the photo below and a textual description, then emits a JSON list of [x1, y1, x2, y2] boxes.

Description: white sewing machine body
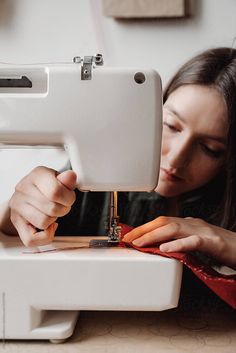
[[0, 235, 183, 341], [0, 60, 183, 341], [0, 60, 162, 191]]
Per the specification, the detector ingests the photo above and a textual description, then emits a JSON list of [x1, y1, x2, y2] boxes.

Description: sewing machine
[[0, 55, 183, 342]]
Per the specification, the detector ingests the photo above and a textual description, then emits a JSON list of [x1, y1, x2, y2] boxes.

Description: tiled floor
[[1, 306, 235, 353]]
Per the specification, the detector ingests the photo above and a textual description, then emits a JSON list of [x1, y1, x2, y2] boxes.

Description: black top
[[56, 190, 167, 236], [56, 161, 223, 236], [56, 188, 221, 236]]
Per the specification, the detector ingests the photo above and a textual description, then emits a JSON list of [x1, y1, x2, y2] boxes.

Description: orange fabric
[[121, 224, 236, 309]]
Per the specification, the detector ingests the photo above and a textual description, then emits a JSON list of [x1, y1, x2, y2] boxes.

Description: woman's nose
[[166, 140, 192, 169]]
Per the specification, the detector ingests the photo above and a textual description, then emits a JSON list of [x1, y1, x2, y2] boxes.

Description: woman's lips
[[160, 168, 184, 182]]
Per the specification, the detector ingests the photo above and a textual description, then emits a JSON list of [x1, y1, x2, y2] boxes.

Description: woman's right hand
[[9, 166, 77, 247]]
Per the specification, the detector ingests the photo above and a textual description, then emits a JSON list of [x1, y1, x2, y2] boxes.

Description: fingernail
[[132, 239, 142, 246], [159, 244, 169, 252], [122, 233, 130, 241]]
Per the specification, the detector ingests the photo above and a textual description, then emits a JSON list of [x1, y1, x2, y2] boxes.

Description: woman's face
[[156, 84, 228, 197]]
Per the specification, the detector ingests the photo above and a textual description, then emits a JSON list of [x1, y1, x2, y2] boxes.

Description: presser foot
[[89, 239, 120, 248]]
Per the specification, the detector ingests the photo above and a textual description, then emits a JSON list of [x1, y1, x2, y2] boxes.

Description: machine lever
[[0, 75, 32, 88]]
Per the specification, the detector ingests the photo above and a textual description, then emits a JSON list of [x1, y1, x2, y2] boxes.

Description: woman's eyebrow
[[164, 104, 226, 144], [202, 134, 226, 144], [164, 104, 185, 122]]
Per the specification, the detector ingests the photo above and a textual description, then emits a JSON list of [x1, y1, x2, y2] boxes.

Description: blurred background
[[0, 0, 235, 203]]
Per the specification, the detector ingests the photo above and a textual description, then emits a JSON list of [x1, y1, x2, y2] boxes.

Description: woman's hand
[[8, 166, 77, 247], [122, 216, 236, 269]]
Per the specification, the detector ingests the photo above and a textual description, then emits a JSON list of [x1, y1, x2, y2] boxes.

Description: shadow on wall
[[0, 0, 15, 28]]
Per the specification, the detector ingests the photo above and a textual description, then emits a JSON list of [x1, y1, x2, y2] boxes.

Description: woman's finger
[[130, 219, 196, 247], [32, 167, 76, 207], [13, 187, 70, 218], [12, 214, 58, 247], [159, 235, 203, 252], [11, 201, 56, 230], [122, 216, 171, 242]]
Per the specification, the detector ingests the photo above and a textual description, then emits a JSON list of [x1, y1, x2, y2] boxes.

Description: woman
[[123, 47, 236, 270], [1, 47, 236, 270]]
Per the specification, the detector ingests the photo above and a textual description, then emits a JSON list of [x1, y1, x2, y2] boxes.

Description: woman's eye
[[200, 144, 224, 159], [163, 122, 179, 132]]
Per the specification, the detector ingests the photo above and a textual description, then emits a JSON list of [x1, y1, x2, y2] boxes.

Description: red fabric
[[120, 224, 236, 309]]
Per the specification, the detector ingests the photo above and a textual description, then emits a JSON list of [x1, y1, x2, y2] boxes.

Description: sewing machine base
[[0, 235, 182, 341]]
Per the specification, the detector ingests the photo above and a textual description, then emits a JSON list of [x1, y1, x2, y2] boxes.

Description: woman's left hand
[[122, 216, 236, 269]]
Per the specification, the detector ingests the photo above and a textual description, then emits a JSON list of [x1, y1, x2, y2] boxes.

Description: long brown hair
[[163, 47, 236, 230]]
